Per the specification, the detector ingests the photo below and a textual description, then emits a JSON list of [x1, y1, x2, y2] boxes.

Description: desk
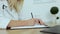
[[0, 29, 50, 34]]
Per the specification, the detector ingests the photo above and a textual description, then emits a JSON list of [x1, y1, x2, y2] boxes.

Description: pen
[[31, 12, 33, 18], [31, 12, 41, 24], [31, 12, 42, 24], [31, 12, 48, 26]]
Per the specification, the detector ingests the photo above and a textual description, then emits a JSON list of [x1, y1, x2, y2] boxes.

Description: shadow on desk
[[40, 25, 60, 34]]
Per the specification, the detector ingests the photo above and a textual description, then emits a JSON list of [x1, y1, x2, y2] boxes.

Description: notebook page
[[11, 24, 48, 29]]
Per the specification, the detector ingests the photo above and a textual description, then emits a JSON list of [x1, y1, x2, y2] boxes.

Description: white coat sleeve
[[0, 9, 11, 29]]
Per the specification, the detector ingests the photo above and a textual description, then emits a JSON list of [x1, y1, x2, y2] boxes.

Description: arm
[[0, 13, 11, 29], [8, 19, 35, 27], [0, 10, 35, 29], [8, 18, 45, 27]]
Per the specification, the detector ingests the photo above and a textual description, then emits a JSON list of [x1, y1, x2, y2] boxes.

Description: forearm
[[8, 20, 34, 27], [8, 20, 21, 27]]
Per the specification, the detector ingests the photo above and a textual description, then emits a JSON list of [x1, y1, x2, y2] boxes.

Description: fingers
[[38, 19, 45, 25], [31, 18, 47, 26], [34, 18, 47, 26], [34, 19, 39, 24], [38, 19, 48, 26]]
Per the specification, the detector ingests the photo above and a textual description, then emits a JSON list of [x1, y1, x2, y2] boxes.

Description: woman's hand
[[8, 18, 46, 27], [34, 18, 45, 25], [28, 18, 45, 25]]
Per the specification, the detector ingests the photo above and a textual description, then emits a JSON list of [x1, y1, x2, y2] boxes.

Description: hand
[[30, 18, 46, 25], [8, 18, 46, 27], [21, 18, 46, 26]]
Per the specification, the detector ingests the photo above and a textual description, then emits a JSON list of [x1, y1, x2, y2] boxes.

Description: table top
[[0, 29, 47, 34]]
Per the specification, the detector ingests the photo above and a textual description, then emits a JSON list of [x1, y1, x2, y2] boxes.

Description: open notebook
[[11, 24, 48, 29]]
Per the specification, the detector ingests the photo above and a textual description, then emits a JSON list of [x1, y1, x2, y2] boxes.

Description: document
[[11, 24, 48, 29]]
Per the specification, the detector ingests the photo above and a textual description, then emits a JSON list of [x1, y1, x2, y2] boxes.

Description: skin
[[8, 18, 45, 27]]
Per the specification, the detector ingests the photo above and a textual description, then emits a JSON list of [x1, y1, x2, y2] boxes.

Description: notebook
[[11, 24, 48, 29]]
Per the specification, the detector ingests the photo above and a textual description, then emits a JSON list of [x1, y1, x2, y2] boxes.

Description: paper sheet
[[11, 24, 48, 29]]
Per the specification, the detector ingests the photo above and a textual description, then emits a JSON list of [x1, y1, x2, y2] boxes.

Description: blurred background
[[0, 0, 60, 26]]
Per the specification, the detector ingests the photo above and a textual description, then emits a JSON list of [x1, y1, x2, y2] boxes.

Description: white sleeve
[[0, 9, 11, 29], [0, 17, 11, 29]]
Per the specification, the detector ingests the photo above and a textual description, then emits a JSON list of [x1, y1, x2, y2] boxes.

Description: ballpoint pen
[[31, 12, 41, 24], [31, 12, 48, 26], [31, 12, 33, 18], [31, 12, 43, 24]]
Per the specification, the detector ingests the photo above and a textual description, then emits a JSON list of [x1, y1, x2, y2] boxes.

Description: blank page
[[11, 24, 48, 29]]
